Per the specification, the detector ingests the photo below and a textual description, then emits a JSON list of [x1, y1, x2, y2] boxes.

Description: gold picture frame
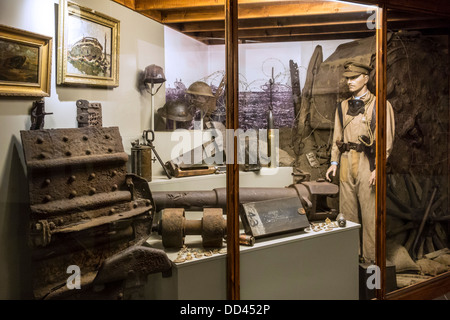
[[0, 25, 52, 97], [57, 0, 120, 87]]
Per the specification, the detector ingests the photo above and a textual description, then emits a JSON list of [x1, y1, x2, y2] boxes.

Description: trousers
[[339, 149, 375, 262]]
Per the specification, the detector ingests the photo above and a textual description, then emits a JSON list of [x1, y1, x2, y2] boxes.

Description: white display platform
[[144, 217, 360, 300], [144, 167, 360, 300]]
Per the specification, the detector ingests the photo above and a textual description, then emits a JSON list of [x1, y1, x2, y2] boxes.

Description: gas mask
[[347, 99, 365, 116]]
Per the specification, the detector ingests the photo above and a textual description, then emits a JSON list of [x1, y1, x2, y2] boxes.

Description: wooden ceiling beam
[[112, 0, 136, 10], [153, 2, 369, 23], [351, 0, 450, 17], [172, 11, 443, 33], [189, 17, 448, 38], [114, 0, 450, 45], [205, 32, 375, 45], [387, 18, 450, 31], [135, 0, 221, 11], [190, 22, 373, 39], [134, 0, 358, 11], [135, 0, 299, 11], [172, 12, 369, 33], [244, 31, 375, 41], [139, 9, 162, 21]]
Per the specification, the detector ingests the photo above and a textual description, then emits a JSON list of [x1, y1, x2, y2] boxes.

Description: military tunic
[[330, 91, 395, 262]]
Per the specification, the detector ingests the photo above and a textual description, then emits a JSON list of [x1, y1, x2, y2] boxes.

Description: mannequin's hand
[[369, 170, 376, 186], [326, 164, 337, 182]]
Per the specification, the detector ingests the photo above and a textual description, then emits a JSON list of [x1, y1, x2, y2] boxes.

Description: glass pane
[[236, 0, 378, 300], [385, 9, 450, 295], [146, 3, 228, 300]]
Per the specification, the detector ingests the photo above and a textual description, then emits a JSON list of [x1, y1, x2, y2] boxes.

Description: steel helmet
[[142, 64, 166, 84], [185, 81, 214, 97], [157, 100, 193, 122]]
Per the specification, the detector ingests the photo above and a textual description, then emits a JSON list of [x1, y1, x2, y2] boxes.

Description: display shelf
[[144, 215, 361, 300], [149, 166, 294, 191]]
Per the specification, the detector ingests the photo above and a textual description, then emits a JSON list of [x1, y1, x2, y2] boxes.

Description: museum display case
[[382, 7, 450, 300], [0, 0, 449, 301]]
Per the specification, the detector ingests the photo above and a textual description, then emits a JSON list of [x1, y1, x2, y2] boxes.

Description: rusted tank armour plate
[[20, 127, 163, 299], [21, 127, 128, 210]]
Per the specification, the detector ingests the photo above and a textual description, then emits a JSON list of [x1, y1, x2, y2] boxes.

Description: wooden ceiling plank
[[176, 12, 366, 33], [135, 0, 221, 11], [204, 31, 375, 45], [140, 9, 162, 21], [134, 0, 362, 11], [176, 11, 441, 33], [387, 18, 450, 30], [112, 0, 136, 10], [159, 2, 371, 23], [238, 30, 375, 42], [191, 22, 372, 39], [176, 21, 225, 33]]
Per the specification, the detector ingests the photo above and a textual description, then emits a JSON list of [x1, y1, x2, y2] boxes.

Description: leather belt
[[336, 140, 365, 153]]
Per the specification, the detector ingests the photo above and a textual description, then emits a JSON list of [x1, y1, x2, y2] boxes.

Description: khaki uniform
[[330, 92, 395, 261]]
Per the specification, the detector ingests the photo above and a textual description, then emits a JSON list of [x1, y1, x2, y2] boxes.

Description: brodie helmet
[[185, 81, 214, 97]]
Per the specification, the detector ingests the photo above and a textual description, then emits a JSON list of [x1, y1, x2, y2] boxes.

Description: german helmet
[[142, 64, 166, 84]]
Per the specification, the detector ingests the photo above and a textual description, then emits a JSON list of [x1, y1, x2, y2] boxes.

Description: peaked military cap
[[343, 61, 373, 77]]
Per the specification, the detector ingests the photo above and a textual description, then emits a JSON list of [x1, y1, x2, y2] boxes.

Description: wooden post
[[375, 4, 387, 300], [443, 32, 450, 256], [225, 0, 240, 300]]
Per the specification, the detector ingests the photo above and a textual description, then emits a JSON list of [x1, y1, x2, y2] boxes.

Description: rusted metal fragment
[[20, 126, 169, 300], [156, 207, 226, 248], [76, 99, 102, 128], [93, 246, 173, 285]]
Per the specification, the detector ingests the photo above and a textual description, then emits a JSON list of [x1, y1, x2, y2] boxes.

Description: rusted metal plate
[[21, 127, 127, 208], [76, 99, 102, 127], [20, 126, 165, 299], [240, 196, 310, 239]]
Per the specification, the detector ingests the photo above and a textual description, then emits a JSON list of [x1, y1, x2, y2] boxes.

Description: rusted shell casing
[[152, 185, 312, 211], [131, 144, 152, 181], [161, 208, 185, 248], [202, 208, 225, 247], [158, 207, 226, 248], [151, 181, 338, 221]]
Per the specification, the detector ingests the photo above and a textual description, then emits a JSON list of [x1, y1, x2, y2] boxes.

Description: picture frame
[[0, 24, 52, 97], [57, 0, 120, 88]]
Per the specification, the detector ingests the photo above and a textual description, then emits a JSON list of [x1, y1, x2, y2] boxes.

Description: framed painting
[[57, 0, 120, 87], [0, 25, 52, 97]]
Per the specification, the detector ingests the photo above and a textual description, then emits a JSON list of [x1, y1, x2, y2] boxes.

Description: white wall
[[0, 0, 165, 299], [164, 26, 209, 90]]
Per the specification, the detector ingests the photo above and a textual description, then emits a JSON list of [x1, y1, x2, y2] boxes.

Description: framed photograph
[[0, 25, 52, 97], [57, 0, 120, 87]]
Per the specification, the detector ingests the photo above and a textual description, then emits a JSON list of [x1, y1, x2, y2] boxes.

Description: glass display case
[[1, 0, 448, 301], [142, 0, 450, 299]]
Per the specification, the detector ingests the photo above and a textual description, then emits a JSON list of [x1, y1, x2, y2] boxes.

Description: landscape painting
[[0, 38, 39, 84], [0, 24, 52, 97]]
